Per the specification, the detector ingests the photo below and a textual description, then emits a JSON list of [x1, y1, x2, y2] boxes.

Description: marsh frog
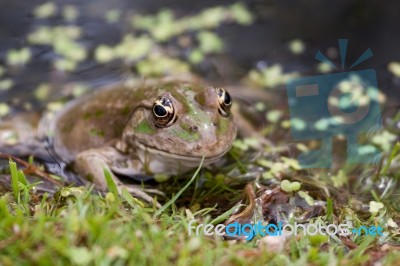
[[1, 80, 237, 203]]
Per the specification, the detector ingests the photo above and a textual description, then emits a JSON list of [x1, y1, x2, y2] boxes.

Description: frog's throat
[[133, 140, 231, 164]]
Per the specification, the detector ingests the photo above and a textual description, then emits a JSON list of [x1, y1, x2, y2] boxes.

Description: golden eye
[[152, 97, 176, 127], [217, 88, 232, 117]]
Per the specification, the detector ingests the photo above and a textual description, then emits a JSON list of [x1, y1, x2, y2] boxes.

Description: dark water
[[0, 0, 399, 107]]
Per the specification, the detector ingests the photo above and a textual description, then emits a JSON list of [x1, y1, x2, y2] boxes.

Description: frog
[[0, 79, 237, 204]]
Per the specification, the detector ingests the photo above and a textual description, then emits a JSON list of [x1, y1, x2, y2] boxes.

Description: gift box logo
[[286, 39, 382, 168]]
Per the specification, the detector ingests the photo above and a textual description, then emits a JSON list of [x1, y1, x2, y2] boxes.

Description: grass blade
[[154, 156, 205, 218], [103, 168, 118, 199], [326, 198, 333, 222], [9, 161, 19, 200], [382, 142, 400, 175], [210, 203, 245, 225]]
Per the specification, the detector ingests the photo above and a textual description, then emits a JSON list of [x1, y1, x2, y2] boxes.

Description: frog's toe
[[75, 148, 161, 207], [119, 184, 161, 208], [74, 150, 111, 189]]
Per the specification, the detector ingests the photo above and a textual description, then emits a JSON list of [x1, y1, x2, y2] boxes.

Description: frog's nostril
[[212, 122, 218, 127], [190, 125, 199, 132]]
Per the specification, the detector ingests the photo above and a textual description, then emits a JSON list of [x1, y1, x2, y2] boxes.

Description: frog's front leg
[[74, 147, 157, 205]]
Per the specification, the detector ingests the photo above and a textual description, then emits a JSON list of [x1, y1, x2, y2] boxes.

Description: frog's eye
[[152, 97, 176, 127], [217, 88, 232, 117]]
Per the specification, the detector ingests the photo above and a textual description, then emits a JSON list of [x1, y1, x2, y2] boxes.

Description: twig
[[225, 183, 256, 224], [0, 153, 64, 187]]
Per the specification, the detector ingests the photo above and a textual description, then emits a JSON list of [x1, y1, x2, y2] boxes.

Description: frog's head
[[124, 82, 237, 166]]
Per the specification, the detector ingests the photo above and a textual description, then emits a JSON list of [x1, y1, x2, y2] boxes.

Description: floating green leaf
[[280, 180, 301, 193]]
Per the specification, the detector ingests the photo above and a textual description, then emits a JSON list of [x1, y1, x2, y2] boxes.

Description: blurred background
[[0, 0, 399, 115]]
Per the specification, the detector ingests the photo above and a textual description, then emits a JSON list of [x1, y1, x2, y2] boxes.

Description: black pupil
[[154, 105, 167, 117], [224, 92, 231, 105]]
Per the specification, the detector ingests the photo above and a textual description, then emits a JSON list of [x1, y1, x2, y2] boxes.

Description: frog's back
[[49, 83, 151, 162]]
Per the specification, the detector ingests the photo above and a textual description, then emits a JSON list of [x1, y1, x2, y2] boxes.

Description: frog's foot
[[122, 184, 162, 207], [74, 147, 158, 206]]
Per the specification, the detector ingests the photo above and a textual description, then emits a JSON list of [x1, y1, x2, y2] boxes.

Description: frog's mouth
[[134, 141, 231, 164]]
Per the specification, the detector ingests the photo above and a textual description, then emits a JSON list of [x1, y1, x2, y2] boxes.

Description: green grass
[[0, 136, 400, 265], [1, 113, 399, 265]]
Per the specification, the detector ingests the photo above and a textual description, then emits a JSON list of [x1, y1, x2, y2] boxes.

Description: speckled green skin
[[44, 80, 237, 200], [51, 80, 236, 165]]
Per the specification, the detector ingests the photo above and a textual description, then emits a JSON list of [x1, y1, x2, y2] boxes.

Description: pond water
[[0, 0, 399, 107]]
